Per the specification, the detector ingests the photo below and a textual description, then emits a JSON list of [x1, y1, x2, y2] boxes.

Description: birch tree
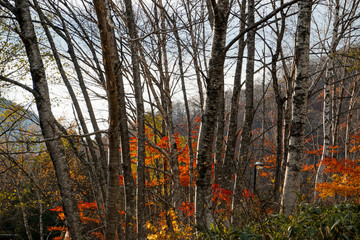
[[282, 0, 312, 215], [315, 0, 339, 197]]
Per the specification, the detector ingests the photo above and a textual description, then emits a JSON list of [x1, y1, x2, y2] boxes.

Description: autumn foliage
[[46, 118, 254, 238], [314, 136, 360, 200], [48, 202, 103, 239]]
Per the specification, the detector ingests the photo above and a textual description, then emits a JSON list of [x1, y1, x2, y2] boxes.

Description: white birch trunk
[[315, 0, 339, 198], [345, 81, 357, 159], [281, 0, 312, 216]]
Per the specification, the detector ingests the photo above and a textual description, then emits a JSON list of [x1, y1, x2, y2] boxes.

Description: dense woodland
[[0, 0, 360, 239]]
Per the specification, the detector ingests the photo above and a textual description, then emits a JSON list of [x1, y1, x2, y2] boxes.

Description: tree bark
[[232, 0, 256, 222], [314, 69, 332, 197], [237, 0, 255, 174], [211, 2, 246, 222], [10, 0, 84, 238], [345, 81, 357, 159], [195, 0, 229, 229], [214, 84, 225, 183], [105, 5, 138, 240], [222, 0, 246, 193], [315, 0, 339, 198], [93, 0, 121, 238], [123, 0, 146, 238], [281, 0, 312, 216], [271, 3, 286, 204], [282, 61, 294, 190]]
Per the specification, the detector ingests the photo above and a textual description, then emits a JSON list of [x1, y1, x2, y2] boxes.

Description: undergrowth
[[198, 202, 360, 240]]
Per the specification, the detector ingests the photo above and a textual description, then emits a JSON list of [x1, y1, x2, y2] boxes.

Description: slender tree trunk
[[315, 0, 339, 198], [314, 70, 331, 196], [150, 0, 183, 214], [35, 188, 44, 240], [233, 0, 255, 217], [195, 0, 229, 229], [272, 4, 286, 203], [261, 47, 266, 196], [93, 0, 121, 238], [116, 70, 137, 240], [273, 99, 284, 203], [149, 3, 172, 215], [345, 81, 357, 159], [107, 10, 137, 236], [10, 0, 84, 238], [214, 84, 225, 183], [172, 19, 195, 206], [41, 2, 109, 192], [158, 0, 183, 213], [332, 80, 344, 159], [123, 0, 146, 238], [282, 71, 294, 188], [16, 184, 33, 240], [237, 0, 255, 171], [222, 0, 246, 193], [281, 0, 312, 216], [43, 1, 109, 185], [184, 0, 204, 111]]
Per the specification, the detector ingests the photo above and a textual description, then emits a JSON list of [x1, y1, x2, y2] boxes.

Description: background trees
[[0, 0, 360, 239]]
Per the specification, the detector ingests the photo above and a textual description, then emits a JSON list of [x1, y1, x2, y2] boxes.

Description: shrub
[[197, 203, 360, 239]]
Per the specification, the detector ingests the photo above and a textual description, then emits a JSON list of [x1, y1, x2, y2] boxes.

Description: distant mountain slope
[[0, 98, 41, 149]]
